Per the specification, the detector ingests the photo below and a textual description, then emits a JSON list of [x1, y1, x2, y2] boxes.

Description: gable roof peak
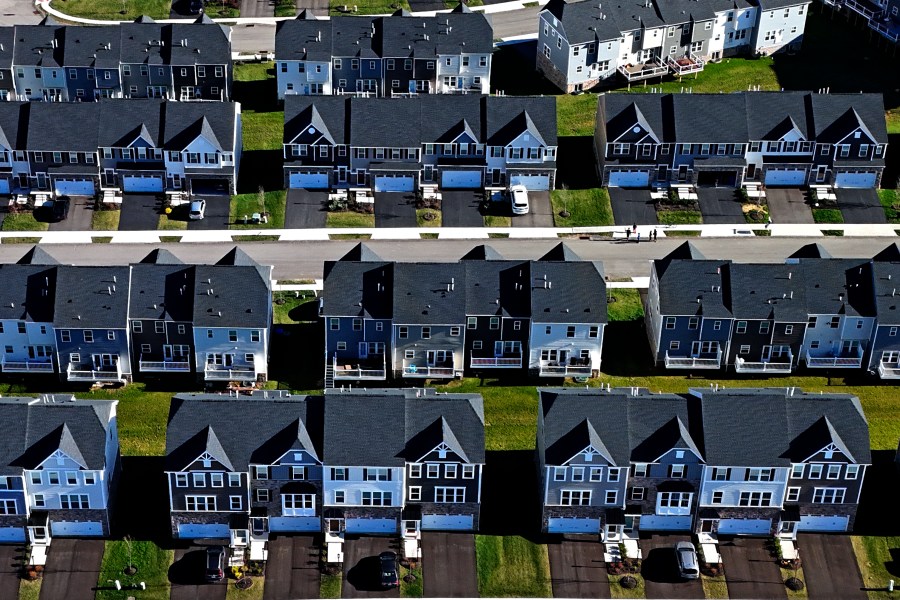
[[340, 242, 383, 262], [874, 243, 900, 262], [539, 242, 581, 262], [789, 243, 832, 259], [451, 1, 473, 12], [460, 244, 503, 261], [140, 248, 183, 264], [17, 245, 59, 265], [297, 8, 318, 18]]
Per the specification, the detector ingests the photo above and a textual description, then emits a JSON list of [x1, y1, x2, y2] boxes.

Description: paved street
[[547, 535, 610, 599], [39, 539, 104, 600], [263, 536, 321, 600], [421, 532, 478, 598], [799, 534, 866, 600]]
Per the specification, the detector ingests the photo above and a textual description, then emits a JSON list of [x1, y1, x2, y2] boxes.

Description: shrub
[[785, 577, 805, 591], [619, 575, 638, 589]]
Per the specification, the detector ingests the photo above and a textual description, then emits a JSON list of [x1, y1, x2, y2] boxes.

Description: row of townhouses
[[274, 6, 493, 98], [165, 388, 485, 559], [821, 0, 900, 43], [0, 98, 240, 197], [0, 16, 232, 102], [283, 94, 558, 192], [321, 243, 606, 384], [594, 91, 888, 190], [538, 0, 811, 92], [539, 386, 870, 539], [0, 247, 271, 384], [647, 241, 900, 378]]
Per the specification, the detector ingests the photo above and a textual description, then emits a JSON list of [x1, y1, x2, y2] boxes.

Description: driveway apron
[[548, 535, 611, 599], [422, 532, 478, 598]]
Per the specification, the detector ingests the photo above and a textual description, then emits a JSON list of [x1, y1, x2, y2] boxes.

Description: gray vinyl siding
[[544, 459, 627, 507], [393, 324, 464, 374], [326, 317, 390, 361], [465, 316, 529, 361], [699, 466, 788, 506], [55, 327, 131, 375], [168, 465, 248, 513], [868, 324, 900, 369], [130, 319, 193, 365]]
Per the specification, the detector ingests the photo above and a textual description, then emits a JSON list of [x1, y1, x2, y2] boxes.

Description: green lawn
[[556, 95, 597, 137], [158, 213, 188, 230], [812, 208, 844, 224], [780, 566, 807, 600], [484, 215, 512, 227], [416, 208, 442, 227], [551, 188, 613, 227], [242, 112, 284, 152], [878, 189, 900, 223], [475, 535, 551, 598], [328, 0, 410, 15], [274, 0, 296, 17], [235, 63, 273, 82], [18, 579, 41, 600], [700, 574, 729, 599], [226, 577, 265, 600], [327, 212, 375, 227], [1, 212, 49, 232], [607, 288, 643, 322], [92, 209, 121, 231], [887, 109, 900, 134], [608, 573, 646, 599], [96, 540, 173, 600], [657, 210, 702, 225], [52, 0, 171, 20], [320, 572, 342, 598], [852, 536, 900, 600], [230, 190, 286, 229], [273, 292, 317, 324], [400, 563, 423, 598]]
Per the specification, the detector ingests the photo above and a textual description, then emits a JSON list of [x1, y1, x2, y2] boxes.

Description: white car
[[509, 185, 529, 215], [189, 199, 206, 220]]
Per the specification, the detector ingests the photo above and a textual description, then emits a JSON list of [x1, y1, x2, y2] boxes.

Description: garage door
[[509, 174, 550, 191], [834, 171, 877, 188], [639, 515, 692, 531], [54, 178, 95, 196], [190, 179, 230, 195], [123, 175, 164, 193], [547, 517, 600, 534], [177, 523, 230, 539], [798, 515, 849, 532], [421, 514, 474, 531], [51, 521, 103, 537], [764, 168, 807, 186], [441, 170, 482, 189], [289, 172, 329, 189], [0, 179, 10, 194], [345, 518, 398, 534], [374, 175, 415, 193], [716, 519, 771, 535], [697, 171, 738, 187], [608, 170, 651, 188], [0, 527, 25, 542], [269, 516, 321, 532]]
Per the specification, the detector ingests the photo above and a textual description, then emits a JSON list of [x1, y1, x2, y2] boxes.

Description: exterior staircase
[[324, 362, 334, 389]]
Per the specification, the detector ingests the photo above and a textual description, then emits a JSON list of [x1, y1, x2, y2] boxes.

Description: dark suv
[[379, 551, 399, 589], [205, 546, 225, 582]]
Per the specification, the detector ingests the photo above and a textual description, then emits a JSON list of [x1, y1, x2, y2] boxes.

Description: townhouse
[[0, 246, 271, 385], [594, 91, 888, 190], [537, 0, 808, 93], [322, 243, 606, 384], [274, 6, 493, 99], [0, 395, 119, 545], [822, 0, 900, 44], [283, 94, 557, 192], [537, 387, 704, 540], [867, 244, 900, 377], [6, 16, 232, 102], [691, 387, 870, 535], [0, 98, 241, 198], [165, 388, 484, 546]]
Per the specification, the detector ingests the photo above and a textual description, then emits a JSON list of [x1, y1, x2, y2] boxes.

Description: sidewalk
[[3, 222, 897, 245], [36, 0, 548, 26]]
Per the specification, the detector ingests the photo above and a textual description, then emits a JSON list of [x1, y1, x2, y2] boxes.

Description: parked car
[[675, 541, 699, 580], [379, 551, 399, 589], [50, 197, 70, 222], [205, 546, 225, 582], [189, 199, 206, 220], [509, 185, 529, 215]]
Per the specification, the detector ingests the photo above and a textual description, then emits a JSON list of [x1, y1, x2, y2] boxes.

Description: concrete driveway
[[119, 194, 161, 231], [608, 188, 659, 226], [169, 546, 228, 600], [766, 188, 814, 224], [441, 191, 484, 228], [798, 534, 865, 599], [342, 536, 401, 598], [47, 197, 94, 232], [835, 189, 887, 224], [296, 0, 328, 13], [0, 544, 22, 600], [187, 196, 231, 231], [697, 188, 745, 224], [511, 191, 554, 227], [374, 192, 417, 228], [639, 534, 704, 599], [263, 536, 320, 600], [548, 535, 610, 599], [39, 539, 104, 600], [718, 537, 786, 599], [285, 189, 327, 229], [240, 0, 274, 18], [421, 532, 477, 598]]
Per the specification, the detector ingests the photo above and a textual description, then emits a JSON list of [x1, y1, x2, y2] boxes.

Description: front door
[[678, 165, 689, 182], [250, 517, 269, 537], [691, 341, 701, 357], [657, 165, 667, 182], [761, 345, 772, 362], [338, 167, 347, 184], [326, 518, 345, 533], [28, 526, 49, 545], [815, 165, 827, 183], [700, 519, 717, 533], [624, 515, 639, 534], [358, 342, 368, 359], [841, 340, 860, 356], [224, 354, 234, 367], [163, 345, 174, 361]]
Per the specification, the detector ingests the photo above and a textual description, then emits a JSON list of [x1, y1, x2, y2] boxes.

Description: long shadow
[[854, 449, 900, 536], [167, 549, 207, 585], [601, 320, 655, 377], [346, 555, 383, 592], [885, 134, 900, 187], [491, 41, 560, 96], [238, 150, 284, 194], [557, 137, 599, 189], [268, 322, 323, 391], [232, 71, 280, 112], [478, 449, 546, 542], [110, 456, 172, 544], [641, 547, 681, 584]]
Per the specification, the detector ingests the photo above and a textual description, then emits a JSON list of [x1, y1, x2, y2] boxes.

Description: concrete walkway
[[2, 221, 898, 245]]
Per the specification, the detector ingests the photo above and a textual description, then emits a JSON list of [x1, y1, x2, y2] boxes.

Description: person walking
[[653, 228, 658, 242], [632, 223, 637, 234], [625, 228, 631, 240], [636, 232, 641, 243]]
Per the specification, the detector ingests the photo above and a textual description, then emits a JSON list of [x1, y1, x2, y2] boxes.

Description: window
[[421, 327, 430, 339], [588, 467, 602, 482], [658, 492, 691, 510], [230, 496, 242, 510], [229, 330, 238, 342], [33, 494, 45, 508], [633, 463, 648, 477], [409, 487, 421, 501], [66, 472, 77, 485], [670, 341, 680, 351], [435, 487, 465, 503], [185, 496, 216, 511], [809, 464, 823, 479], [254, 466, 270, 480], [490, 317, 500, 330], [60, 494, 89, 509], [0, 500, 17, 515], [107, 330, 115, 341], [83, 472, 95, 485], [251, 331, 261, 343], [687, 317, 699, 330], [711, 491, 724, 504], [830, 316, 840, 329], [283, 494, 314, 515], [362, 491, 392, 506], [739, 491, 773, 507], [571, 467, 584, 482], [334, 490, 345, 504], [48, 472, 59, 485], [83, 331, 94, 343], [330, 318, 339, 331], [365, 468, 390, 481], [291, 466, 307, 480], [736, 321, 747, 334], [785, 325, 794, 335], [827, 464, 841, 479], [786, 487, 800, 502], [665, 317, 676, 330], [790, 464, 804, 479], [711, 467, 730, 481], [812, 488, 845, 504], [193, 473, 206, 487], [845, 465, 860, 480], [229, 473, 241, 487], [427, 464, 440, 479], [560, 490, 591, 506], [669, 464, 686, 478], [404, 350, 415, 359], [631, 487, 645, 500], [760, 321, 771, 334], [605, 490, 618, 505], [398, 326, 409, 339], [255, 489, 270, 503], [462, 465, 475, 479], [445, 464, 457, 479], [513, 321, 522, 331], [589, 326, 600, 338], [607, 468, 620, 482], [746, 468, 774, 482], [450, 326, 461, 336], [175, 473, 188, 487]]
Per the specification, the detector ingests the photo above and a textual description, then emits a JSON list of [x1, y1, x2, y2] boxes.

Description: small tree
[[123, 535, 137, 575]]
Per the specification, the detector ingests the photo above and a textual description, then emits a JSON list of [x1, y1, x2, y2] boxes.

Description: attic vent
[[181, 39, 187, 47], [839, 293, 844, 302], [788, 272, 792, 279], [217, 311, 222, 317]]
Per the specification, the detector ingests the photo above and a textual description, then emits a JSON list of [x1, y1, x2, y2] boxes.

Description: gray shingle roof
[[0, 102, 26, 152], [284, 95, 348, 146], [162, 101, 237, 152], [27, 102, 100, 152], [192, 264, 270, 328], [53, 266, 130, 328], [656, 259, 731, 318], [62, 26, 119, 69], [17, 246, 59, 266], [393, 262, 467, 324], [13, 24, 64, 67], [0, 395, 116, 476], [0, 264, 57, 323], [541, 0, 626, 44], [692, 387, 870, 466], [464, 260, 531, 318], [797, 258, 874, 317], [0, 27, 14, 70], [728, 263, 808, 322], [166, 392, 323, 471], [128, 264, 195, 322], [870, 260, 900, 325], [97, 100, 163, 148], [531, 261, 607, 324]]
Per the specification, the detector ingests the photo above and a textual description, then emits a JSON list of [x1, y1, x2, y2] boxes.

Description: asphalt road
[[2, 238, 899, 281]]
